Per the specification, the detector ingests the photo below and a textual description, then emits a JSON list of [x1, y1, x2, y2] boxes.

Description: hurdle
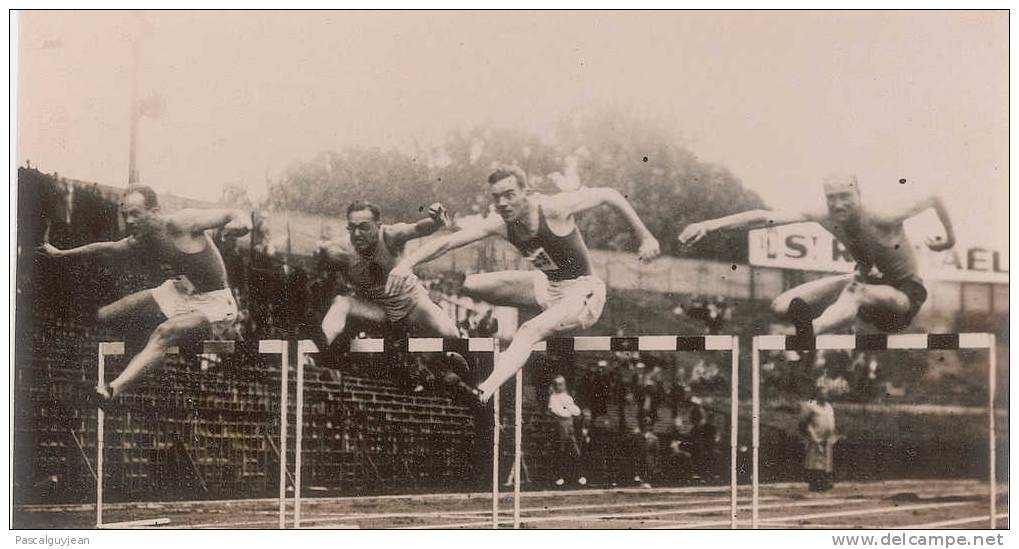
[[95, 339, 317, 529], [749, 333, 998, 529], [529, 335, 740, 530], [346, 337, 499, 527]]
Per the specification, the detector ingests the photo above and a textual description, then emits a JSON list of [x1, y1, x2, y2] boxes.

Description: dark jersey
[[820, 213, 921, 283], [344, 229, 405, 301], [506, 203, 594, 282], [149, 231, 230, 293]]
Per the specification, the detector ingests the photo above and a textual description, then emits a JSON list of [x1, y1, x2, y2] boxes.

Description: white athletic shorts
[[151, 278, 238, 334], [531, 273, 607, 331], [371, 283, 433, 324]]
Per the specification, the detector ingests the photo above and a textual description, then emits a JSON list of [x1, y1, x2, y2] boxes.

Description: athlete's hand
[[427, 203, 450, 227], [638, 235, 661, 264], [924, 234, 954, 252], [385, 264, 418, 296], [678, 222, 709, 246]]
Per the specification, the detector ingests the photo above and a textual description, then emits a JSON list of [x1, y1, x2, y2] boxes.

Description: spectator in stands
[[688, 403, 722, 482], [628, 417, 659, 488], [634, 361, 665, 427], [475, 309, 499, 338], [675, 295, 730, 334], [799, 386, 840, 492], [548, 375, 586, 487]]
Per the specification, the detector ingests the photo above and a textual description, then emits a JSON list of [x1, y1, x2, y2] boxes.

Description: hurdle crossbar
[[531, 335, 740, 530], [344, 337, 500, 528], [749, 332, 997, 529]]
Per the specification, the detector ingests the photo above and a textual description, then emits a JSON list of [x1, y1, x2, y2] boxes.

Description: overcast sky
[[16, 10, 1007, 248]]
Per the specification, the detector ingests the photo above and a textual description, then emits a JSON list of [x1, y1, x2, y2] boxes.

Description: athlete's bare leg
[[770, 274, 854, 318], [476, 295, 587, 403], [96, 289, 164, 327], [106, 312, 211, 398], [403, 296, 461, 338], [462, 271, 541, 309], [321, 295, 388, 346], [812, 281, 912, 334]]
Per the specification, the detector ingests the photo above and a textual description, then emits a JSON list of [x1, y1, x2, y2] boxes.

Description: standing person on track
[[315, 200, 463, 344], [385, 165, 661, 405], [36, 185, 250, 405], [678, 174, 956, 336], [799, 386, 840, 492]]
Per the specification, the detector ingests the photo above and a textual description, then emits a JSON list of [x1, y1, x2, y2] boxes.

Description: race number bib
[[171, 275, 197, 295], [525, 247, 560, 273]]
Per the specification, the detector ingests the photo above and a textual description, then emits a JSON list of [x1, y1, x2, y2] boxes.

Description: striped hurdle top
[[97, 339, 320, 356], [755, 333, 994, 351]]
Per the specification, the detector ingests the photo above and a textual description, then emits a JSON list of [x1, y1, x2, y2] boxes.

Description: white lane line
[[756, 522, 861, 528], [159, 483, 995, 529], [652, 501, 970, 529], [186, 495, 785, 529], [394, 498, 864, 529], [26, 479, 989, 514], [181, 483, 987, 529], [895, 513, 1009, 529]]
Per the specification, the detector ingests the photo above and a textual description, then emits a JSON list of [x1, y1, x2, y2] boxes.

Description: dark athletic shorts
[[857, 275, 928, 333]]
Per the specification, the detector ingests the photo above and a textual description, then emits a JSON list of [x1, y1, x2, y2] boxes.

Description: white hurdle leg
[[513, 369, 523, 529], [258, 340, 289, 529], [729, 336, 739, 529], [95, 341, 125, 529], [751, 338, 760, 529], [492, 385, 501, 529], [295, 340, 317, 529], [988, 334, 997, 529]]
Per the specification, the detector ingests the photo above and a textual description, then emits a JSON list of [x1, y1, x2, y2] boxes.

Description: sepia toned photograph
[[9, 9, 1009, 537]]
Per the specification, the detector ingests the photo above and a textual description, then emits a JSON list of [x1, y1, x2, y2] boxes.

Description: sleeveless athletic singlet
[[153, 231, 230, 293], [345, 230, 405, 300], [506, 203, 593, 282]]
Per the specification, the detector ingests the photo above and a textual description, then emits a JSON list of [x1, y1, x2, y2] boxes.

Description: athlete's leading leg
[[476, 296, 587, 402], [96, 289, 164, 328], [770, 274, 854, 318], [462, 271, 541, 309], [105, 312, 211, 399], [812, 282, 911, 334], [321, 295, 387, 346]]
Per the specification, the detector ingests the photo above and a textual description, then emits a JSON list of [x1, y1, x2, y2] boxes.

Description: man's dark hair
[[347, 200, 381, 221], [488, 165, 528, 189], [124, 185, 159, 209]]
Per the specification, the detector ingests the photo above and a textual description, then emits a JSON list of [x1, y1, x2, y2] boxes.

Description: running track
[[14, 479, 1007, 530]]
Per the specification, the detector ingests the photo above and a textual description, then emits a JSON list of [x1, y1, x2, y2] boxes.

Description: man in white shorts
[[38, 185, 250, 405], [386, 165, 660, 405]]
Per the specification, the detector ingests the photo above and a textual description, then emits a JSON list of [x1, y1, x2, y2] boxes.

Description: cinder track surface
[[14, 479, 1007, 529]]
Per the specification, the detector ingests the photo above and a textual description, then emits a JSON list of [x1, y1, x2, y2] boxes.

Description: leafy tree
[[265, 109, 766, 262]]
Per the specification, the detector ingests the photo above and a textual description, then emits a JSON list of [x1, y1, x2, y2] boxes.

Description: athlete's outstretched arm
[[886, 193, 956, 251], [171, 208, 252, 237], [678, 209, 812, 246], [385, 203, 449, 247], [546, 187, 661, 263], [385, 215, 504, 295], [37, 236, 138, 260]]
